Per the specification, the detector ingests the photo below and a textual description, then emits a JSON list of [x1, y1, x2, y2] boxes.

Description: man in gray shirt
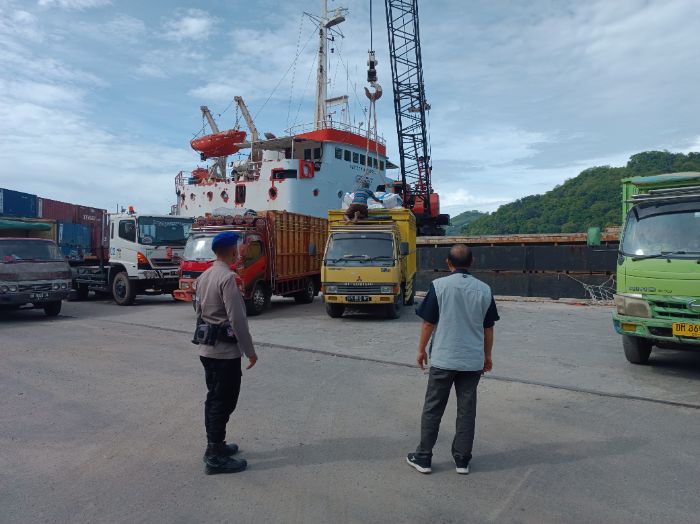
[[407, 244, 499, 475], [195, 231, 258, 475]]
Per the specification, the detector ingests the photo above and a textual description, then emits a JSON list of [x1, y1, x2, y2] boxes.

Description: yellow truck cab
[[321, 208, 416, 319]]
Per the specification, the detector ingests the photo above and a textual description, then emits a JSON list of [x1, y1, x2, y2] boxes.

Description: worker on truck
[[345, 180, 382, 223]]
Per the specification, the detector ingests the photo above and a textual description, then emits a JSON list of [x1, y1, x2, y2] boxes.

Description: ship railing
[[285, 121, 386, 146]]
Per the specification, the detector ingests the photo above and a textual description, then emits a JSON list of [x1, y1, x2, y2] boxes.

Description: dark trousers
[[415, 367, 481, 463], [200, 356, 242, 444]]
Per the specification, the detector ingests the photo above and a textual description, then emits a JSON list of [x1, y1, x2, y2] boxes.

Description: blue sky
[[1, 0, 699, 216]]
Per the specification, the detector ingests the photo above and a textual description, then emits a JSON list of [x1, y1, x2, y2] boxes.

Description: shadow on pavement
[[470, 437, 645, 473], [646, 350, 700, 381]]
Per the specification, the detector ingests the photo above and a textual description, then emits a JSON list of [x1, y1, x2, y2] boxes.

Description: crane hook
[[365, 83, 382, 101]]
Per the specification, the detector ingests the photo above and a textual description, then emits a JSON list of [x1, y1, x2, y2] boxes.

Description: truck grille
[[18, 283, 53, 292], [150, 258, 179, 269], [649, 298, 700, 321], [334, 284, 386, 295]]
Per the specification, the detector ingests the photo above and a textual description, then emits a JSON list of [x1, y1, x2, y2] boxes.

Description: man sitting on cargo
[[345, 180, 382, 223]]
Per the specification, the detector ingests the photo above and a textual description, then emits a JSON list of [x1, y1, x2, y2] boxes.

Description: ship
[[175, 1, 394, 219]]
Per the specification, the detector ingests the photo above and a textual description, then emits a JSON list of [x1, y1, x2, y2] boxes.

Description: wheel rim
[[114, 278, 126, 300], [253, 287, 265, 309], [306, 281, 314, 299]]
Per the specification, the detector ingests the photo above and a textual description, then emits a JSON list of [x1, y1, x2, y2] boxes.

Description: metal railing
[[285, 121, 386, 146]]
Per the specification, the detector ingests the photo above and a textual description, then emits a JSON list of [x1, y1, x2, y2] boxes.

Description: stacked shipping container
[[1, 189, 108, 262]]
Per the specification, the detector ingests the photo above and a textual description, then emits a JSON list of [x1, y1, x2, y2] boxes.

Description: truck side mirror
[[399, 242, 409, 256], [308, 243, 317, 256]]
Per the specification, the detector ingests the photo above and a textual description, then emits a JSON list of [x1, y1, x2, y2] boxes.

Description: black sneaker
[[204, 455, 248, 475], [455, 459, 470, 475], [406, 453, 432, 474]]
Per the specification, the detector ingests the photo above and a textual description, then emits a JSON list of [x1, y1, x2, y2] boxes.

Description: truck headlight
[[53, 283, 61, 290], [0, 285, 8, 293], [61, 283, 68, 290], [325, 285, 338, 294], [9, 285, 18, 292], [181, 282, 191, 290], [380, 286, 394, 294], [614, 294, 651, 318]]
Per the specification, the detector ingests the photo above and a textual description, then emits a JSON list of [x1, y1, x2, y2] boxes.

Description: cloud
[[37, 0, 111, 9], [163, 8, 217, 41]]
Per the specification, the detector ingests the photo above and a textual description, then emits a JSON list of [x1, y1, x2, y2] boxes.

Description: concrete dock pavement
[[1, 298, 699, 523]]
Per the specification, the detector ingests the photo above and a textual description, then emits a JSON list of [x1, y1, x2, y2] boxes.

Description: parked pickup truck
[[0, 237, 73, 316]]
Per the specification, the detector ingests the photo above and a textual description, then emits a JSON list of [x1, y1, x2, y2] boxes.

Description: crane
[[234, 96, 262, 163], [198, 105, 227, 180], [383, 0, 449, 235]]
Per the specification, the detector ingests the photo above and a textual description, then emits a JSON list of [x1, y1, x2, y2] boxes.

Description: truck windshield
[[325, 232, 394, 266], [183, 235, 215, 261], [0, 240, 63, 262], [622, 204, 700, 258], [138, 217, 193, 246]]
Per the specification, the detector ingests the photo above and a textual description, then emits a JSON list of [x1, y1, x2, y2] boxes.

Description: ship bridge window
[[380, 160, 385, 171], [352, 152, 359, 164], [335, 147, 343, 160], [314, 147, 322, 160], [304, 148, 312, 160], [360, 153, 366, 166], [344, 150, 351, 162], [235, 185, 246, 205], [272, 169, 297, 180]]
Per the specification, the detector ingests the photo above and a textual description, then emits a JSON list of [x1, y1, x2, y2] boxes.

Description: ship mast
[[314, 0, 346, 130]]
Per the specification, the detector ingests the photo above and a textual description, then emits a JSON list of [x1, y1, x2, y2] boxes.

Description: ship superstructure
[[176, 1, 393, 219]]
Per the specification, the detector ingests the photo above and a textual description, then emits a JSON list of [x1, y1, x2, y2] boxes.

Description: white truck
[[73, 211, 193, 305]]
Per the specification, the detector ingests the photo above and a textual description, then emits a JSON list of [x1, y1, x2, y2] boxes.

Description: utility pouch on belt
[[193, 319, 237, 345]]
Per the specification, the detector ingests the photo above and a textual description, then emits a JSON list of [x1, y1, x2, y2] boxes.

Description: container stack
[[0, 188, 108, 263]]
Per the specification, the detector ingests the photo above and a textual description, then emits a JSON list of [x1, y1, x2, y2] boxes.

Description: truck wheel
[[294, 278, 316, 304], [325, 303, 345, 318], [112, 272, 136, 306], [43, 301, 62, 317], [622, 335, 652, 364], [246, 283, 268, 316], [386, 291, 404, 319]]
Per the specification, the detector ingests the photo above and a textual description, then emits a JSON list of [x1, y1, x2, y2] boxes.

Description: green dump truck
[[613, 172, 700, 363]]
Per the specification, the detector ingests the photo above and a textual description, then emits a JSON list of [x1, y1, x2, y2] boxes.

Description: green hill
[[463, 151, 700, 235], [446, 210, 486, 235]]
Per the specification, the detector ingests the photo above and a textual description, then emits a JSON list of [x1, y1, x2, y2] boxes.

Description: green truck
[[613, 172, 700, 363]]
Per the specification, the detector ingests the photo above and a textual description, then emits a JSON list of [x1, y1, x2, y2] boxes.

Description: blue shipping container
[[58, 222, 92, 261], [0, 188, 38, 218]]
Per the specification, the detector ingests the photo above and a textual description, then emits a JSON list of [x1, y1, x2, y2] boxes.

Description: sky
[[0, 0, 699, 217]]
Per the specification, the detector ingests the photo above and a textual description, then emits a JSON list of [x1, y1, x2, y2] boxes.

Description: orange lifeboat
[[190, 129, 247, 158]]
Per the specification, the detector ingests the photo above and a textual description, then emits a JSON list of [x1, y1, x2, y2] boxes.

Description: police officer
[[194, 231, 258, 475]]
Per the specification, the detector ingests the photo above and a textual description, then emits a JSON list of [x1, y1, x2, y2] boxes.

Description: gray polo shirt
[[416, 269, 499, 371], [195, 260, 256, 360]]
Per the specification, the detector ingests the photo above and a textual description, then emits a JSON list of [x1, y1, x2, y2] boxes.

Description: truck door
[[112, 219, 137, 269], [237, 235, 266, 295]]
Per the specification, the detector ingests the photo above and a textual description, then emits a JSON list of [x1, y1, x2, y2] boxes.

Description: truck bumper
[[612, 314, 700, 347], [0, 290, 71, 307], [324, 294, 397, 305]]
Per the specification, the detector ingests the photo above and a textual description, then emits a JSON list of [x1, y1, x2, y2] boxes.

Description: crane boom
[[199, 106, 220, 134], [234, 96, 259, 143], [384, 0, 447, 235]]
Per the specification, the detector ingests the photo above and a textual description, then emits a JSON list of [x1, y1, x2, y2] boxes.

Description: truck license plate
[[347, 295, 371, 303], [31, 292, 49, 300], [672, 322, 700, 337]]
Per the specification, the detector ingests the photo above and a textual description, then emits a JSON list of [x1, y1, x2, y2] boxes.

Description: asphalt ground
[[1, 296, 699, 523]]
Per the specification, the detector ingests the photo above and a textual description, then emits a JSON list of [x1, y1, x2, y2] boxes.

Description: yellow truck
[[321, 208, 416, 319]]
